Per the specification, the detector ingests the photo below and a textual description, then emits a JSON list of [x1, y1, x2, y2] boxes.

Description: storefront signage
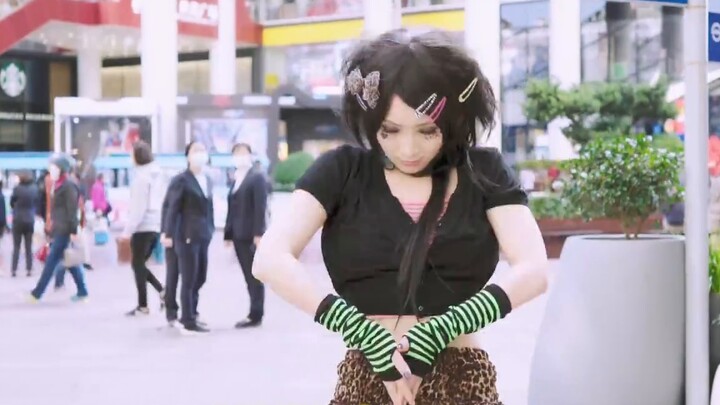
[[130, 0, 218, 26], [0, 62, 27, 98], [0, 112, 53, 122]]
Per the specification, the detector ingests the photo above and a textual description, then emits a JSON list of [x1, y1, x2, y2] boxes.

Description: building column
[[548, 0, 581, 160], [77, 29, 102, 99], [141, 0, 178, 153], [209, 0, 236, 95], [363, 0, 400, 37], [465, 0, 501, 150]]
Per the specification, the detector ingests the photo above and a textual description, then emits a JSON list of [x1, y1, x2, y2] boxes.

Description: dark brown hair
[[133, 140, 154, 165], [341, 29, 497, 314]]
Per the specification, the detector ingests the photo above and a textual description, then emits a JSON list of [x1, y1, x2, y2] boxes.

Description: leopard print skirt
[[329, 347, 501, 405]]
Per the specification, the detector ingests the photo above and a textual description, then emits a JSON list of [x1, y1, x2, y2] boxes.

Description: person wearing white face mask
[[161, 141, 214, 334], [223, 143, 269, 328], [30, 154, 88, 302]]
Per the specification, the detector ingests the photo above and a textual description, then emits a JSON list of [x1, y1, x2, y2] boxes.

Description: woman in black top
[[162, 141, 214, 334], [10, 172, 38, 277], [253, 30, 549, 404]]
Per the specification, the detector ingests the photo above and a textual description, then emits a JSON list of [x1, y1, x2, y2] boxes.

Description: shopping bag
[[63, 241, 85, 268], [152, 237, 164, 264], [116, 237, 131, 264], [94, 230, 109, 246], [35, 243, 49, 263], [33, 218, 46, 246]]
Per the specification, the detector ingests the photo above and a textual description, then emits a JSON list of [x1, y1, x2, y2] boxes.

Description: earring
[[383, 155, 395, 170]]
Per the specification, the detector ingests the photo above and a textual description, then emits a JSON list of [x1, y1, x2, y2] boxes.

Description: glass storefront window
[[401, 0, 464, 7], [581, 1, 683, 83], [263, 0, 363, 21], [500, 0, 549, 162], [101, 57, 254, 98], [283, 41, 352, 95]]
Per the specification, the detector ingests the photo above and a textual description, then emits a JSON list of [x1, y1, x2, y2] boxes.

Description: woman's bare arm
[[252, 190, 330, 316], [487, 205, 550, 308]]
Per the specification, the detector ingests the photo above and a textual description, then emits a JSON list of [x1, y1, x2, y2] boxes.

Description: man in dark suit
[[224, 143, 268, 328], [162, 142, 214, 334]]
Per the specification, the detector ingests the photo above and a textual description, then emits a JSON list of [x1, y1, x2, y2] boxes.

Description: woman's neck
[[189, 167, 202, 175]]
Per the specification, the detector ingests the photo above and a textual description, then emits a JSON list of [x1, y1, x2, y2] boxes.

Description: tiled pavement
[[0, 194, 554, 405]]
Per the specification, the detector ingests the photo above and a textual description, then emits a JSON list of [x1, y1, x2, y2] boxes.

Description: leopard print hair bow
[[346, 67, 380, 111]]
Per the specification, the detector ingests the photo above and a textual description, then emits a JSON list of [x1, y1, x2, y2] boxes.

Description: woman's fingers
[[382, 381, 401, 405], [394, 379, 416, 405]]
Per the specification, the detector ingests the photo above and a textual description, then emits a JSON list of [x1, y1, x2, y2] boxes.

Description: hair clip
[[415, 93, 438, 118], [362, 71, 380, 110], [345, 67, 380, 110], [428, 96, 447, 122], [459, 78, 478, 103]]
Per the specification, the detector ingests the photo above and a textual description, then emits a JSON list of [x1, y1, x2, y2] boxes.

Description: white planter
[[528, 234, 685, 405]]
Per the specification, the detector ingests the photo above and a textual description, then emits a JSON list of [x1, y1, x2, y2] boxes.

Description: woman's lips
[[400, 159, 423, 168]]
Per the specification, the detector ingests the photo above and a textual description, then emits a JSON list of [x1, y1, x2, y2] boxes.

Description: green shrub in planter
[[561, 134, 683, 239], [529, 195, 573, 219], [272, 151, 314, 191]]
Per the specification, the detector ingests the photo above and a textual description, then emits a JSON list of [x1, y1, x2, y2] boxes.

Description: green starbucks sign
[[0, 61, 27, 98]]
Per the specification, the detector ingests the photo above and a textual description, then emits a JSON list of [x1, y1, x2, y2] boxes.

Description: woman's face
[[232, 145, 253, 169], [377, 95, 443, 175], [187, 142, 209, 168]]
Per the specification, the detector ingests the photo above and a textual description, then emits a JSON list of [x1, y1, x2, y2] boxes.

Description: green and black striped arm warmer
[[314, 295, 402, 381], [403, 284, 512, 376]]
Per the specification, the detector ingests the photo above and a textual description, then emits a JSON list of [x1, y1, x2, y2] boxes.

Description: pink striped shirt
[[399, 199, 450, 223]]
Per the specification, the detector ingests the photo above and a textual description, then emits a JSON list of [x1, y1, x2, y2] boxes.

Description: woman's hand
[[397, 336, 428, 391], [381, 350, 416, 405]]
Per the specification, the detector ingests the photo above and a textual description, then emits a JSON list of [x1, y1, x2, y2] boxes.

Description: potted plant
[[710, 236, 720, 384], [528, 134, 685, 405], [523, 79, 677, 150], [272, 151, 314, 192]]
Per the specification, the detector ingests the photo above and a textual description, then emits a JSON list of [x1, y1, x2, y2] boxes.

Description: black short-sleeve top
[[295, 145, 528, 316]]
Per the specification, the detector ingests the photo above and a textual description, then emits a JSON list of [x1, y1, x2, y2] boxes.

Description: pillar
[[141, 0, 178, 153], [548, 0, 581, 160], [209, 0, 236, 95], [465, 0, 501, 150], [363, 0, 400, 37], [606, 2, 633, 81], [77, 29, 102, 99]]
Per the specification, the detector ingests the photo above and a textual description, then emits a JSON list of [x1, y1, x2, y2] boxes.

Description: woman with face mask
[[161, 141, 214, 334], [30, 154, 88, 302], [223, 143, 268, 329]]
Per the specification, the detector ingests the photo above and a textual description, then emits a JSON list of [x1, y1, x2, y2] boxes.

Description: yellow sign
[[262, 10, 464, 47]]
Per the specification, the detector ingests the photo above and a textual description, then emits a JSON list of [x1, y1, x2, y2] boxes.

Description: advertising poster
[[70, 116, 151, 192], [190, 118, 268, 157]]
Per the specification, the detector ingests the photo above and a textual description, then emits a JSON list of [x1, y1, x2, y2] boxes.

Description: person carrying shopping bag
[[29, 154, 88, 302]]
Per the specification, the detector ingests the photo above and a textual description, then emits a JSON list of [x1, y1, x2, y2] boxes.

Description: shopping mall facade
[[0, 0, 698, 165]]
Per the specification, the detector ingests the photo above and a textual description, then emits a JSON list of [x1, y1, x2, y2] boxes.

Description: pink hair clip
[[428, 96, 447, 122]]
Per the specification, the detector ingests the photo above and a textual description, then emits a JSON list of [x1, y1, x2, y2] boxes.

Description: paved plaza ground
[[0, 195, 555, 405]]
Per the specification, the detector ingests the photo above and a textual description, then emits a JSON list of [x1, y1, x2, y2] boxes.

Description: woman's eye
[[380, 128, 399, 138], [420, 128, 439, 138]]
